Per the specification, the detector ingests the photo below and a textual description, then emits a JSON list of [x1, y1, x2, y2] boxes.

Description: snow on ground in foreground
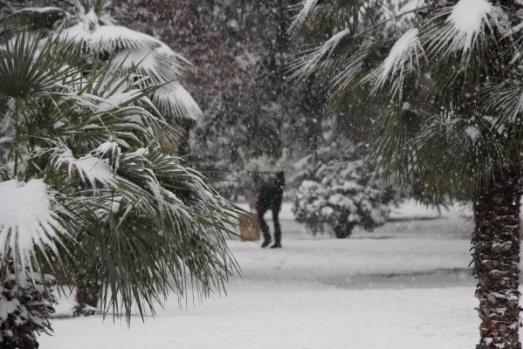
[[41, 201, 522, 349]]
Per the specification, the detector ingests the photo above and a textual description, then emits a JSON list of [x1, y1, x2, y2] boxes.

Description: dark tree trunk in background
[[73, 280, 99, 317], [333, 217, 355, 239], [473, 168, 522, 349]]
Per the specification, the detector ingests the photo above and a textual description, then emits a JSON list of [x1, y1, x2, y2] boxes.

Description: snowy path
[[40, 202, 521, 349]]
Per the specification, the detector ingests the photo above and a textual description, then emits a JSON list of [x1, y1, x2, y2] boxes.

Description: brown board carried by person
[[238, 211, 261, 241]]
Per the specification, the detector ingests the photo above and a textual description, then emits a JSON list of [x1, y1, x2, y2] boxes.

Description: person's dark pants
[[257, 194, 283, 247], [257, 203, 282, 246]]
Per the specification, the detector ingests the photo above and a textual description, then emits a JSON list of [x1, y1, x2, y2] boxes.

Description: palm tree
[[2, 0, 228, 317], [0, 28, 238, 348], [291, 0, 523, 348]]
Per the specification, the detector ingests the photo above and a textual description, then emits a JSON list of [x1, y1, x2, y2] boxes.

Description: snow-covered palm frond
[[151, 83, 202, 121], [113, 49, 187, 84], [364, 28, 424, 100], [290, 0, 429, 106], [371, 104, 505, 202], [109, 49, 200, 120], [61, 24, 164, 52], [5, 1, 199, 124], [91, 26, 166, 52], [109, 48, 197, 121], [12, 107, 235, 319], [54, 95, 177, 152], [290, 0, 425, 39], [476, 83, 523, 158], [289, 0, 320, 33], [67, 146, 239, 318], [481, 84, 523, 127], [423, 0, 507, 65], [84, 89, 146, 113], [55, 23, 190, 85], [412, 110, 505, 196], [378, 0, 425, 32], [74, 0, 113, 26], [51, 66, 183, 149], [41, 94, 146, 151], [289, 29, 352, 81], [93, 140, 121, 164], [61, 68, 152, 113], [331, 40, 376, 94], [52, 148, 115, 188], [0, 179, 68, 281]]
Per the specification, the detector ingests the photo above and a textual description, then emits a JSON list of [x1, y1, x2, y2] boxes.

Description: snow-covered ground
[[40, 201, 519, 348]]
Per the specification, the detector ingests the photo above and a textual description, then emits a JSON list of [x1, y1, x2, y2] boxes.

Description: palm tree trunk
[[473, 169, 522, 349]]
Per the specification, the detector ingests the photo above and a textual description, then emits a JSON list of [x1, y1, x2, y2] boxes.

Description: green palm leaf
[[0, 33, 60, 99]]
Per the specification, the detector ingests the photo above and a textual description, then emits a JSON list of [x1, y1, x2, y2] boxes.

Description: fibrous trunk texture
[[473, 170, 522, 349]]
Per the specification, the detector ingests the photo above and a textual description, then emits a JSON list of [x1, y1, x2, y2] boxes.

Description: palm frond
[[73, 0, 113, 25], [288, 0, 320, 33], [6, 1, 198, 124], [57, 23, 198, 123], [422, 0, 507, 67], [476, 82, 523, 164], [364, 28, 424, 100], [151, 83, 202, 121], [62, 147, 240, 320], [51, 148, 114, 187], [0, 31, 83, 101], [89, 26, 165, 52], [290, 0, 426, 40], [290, 0, 428, 105], [0, 33, 55, 99], [413, 110, 505, 197], [289, 28, 353, 81], [480, 83, 523, 129], [112, 49, 188, 84], [47, 61, 183, 151], [371, 101, 507, 203], [109, 50, 199, 120]]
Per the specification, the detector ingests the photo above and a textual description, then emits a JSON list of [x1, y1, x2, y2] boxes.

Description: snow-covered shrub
[[0, 265, 56, 349], [293, 141, 393, 238]]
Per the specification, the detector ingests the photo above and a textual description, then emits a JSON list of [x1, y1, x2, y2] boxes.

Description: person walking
[[256, 171, 285, 248]]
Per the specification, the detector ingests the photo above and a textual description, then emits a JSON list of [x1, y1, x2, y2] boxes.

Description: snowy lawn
[[40, 201, 521, 348]]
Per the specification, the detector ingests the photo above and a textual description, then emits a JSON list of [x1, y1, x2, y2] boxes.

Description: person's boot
[[261, 239, 271, 248], [270, 242, 282, 248]]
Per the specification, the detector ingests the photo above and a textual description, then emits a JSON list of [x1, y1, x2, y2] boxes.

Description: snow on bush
[[0, 265, 56, 349], [293, 140, 393, 238]]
